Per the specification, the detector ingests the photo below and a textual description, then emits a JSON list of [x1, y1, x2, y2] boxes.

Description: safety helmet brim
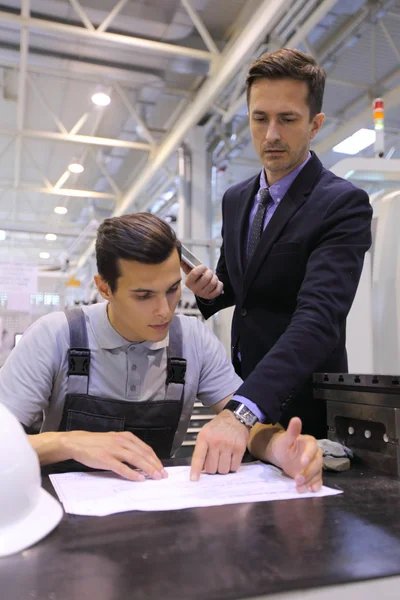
[[0, 487, 63, 558]]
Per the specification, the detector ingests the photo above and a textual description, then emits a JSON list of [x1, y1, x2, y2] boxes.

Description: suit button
[[241, 308, 247, 317]]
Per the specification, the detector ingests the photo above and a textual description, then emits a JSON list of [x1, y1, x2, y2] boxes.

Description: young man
[[185, 48, 372, 441], [0, 213, 322, 491]]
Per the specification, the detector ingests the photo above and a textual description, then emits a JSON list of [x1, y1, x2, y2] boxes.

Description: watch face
[[235, 404, 258, 426], [224, 401, 258, 426]]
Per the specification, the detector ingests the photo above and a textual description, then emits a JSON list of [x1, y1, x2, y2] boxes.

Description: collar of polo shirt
[[84, 302, 170, 352]]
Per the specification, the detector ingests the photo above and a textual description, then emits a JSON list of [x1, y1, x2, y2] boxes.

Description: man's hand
[[190, 410, 249, 481], [266, 417, 323, 493], [61, 430, 168, 482], [182, 263, 224, 300]]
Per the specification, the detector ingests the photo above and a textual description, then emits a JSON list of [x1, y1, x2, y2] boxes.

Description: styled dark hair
[[246, 48, 326, 119], [96, 213, 182, 292]]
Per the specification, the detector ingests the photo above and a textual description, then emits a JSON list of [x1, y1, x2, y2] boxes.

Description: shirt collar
[[259, 151, 312, 202], [83, 302, 169, 351]]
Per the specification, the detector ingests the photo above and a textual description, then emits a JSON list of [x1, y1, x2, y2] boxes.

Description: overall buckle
[[166, 357, 186, 385], [68, 348, 91, 376]]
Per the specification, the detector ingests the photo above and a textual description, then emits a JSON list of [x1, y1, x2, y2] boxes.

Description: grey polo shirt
[[0, 303, 242, 454]]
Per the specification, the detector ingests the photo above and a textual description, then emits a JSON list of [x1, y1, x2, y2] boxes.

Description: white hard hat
[[0, 404, 63, 557]]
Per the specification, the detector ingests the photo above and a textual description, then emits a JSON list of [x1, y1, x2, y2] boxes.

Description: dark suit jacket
[[198, 152, 373, 438]]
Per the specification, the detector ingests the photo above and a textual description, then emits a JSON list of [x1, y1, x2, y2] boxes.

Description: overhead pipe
[[0, 129, 151, 151], [0, 10, 213, 63], [177, 144, 192, 240], [114, 0, 290, 215], [221, 0, 339, 125], [74, 0, 292, 274]]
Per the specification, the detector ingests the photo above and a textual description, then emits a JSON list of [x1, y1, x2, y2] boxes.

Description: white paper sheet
[[49, 462, 342, 516]]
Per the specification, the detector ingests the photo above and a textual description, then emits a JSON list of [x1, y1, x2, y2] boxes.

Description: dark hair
[[96, 213, 182, 292], [246, 48, 326, 119]]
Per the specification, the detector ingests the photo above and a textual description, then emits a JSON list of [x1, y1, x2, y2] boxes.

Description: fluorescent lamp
[[45, 233, 57, 241], [92, 92, 111, 106], [54, 206, 68, 215], [333, 128, 376, 155], [162, 190, 174, 201], [0, 230, 5, 241], [68, 163, 84, 174], [39, 252, 50, 259]]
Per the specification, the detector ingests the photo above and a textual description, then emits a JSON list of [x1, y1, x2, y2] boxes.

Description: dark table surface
[[2, 460, 400, 600]]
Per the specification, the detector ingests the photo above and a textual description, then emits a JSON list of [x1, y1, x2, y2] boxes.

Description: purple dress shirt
[[233, 153, 312, 422]]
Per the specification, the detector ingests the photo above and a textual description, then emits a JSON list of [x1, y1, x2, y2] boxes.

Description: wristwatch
[[223, 399, 259, 428]]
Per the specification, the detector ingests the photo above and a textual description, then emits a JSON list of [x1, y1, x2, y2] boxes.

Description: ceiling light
[[91, 91, 111, 107], [161, 190, 174, 201], [54, 206, 68, 215], [333, 128, 376, 155], [0, 230, 5, 241], [45, 233, 57, 241], [68, 162, 84, 174], [39, 252, 50, 259]]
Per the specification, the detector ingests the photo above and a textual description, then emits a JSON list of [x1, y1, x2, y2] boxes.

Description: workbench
[[2, 460, 400, 600]]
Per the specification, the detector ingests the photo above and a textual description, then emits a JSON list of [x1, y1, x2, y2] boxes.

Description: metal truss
[[0, 6, 214, 62], [0, 0, 228, 244]]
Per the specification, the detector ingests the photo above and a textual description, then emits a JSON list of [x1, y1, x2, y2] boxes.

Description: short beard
[[263, 144, 308, 174]]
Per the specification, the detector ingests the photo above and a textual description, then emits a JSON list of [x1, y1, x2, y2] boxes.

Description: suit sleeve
[[235, 186, 373, 423], [196, 191, 236, 319]]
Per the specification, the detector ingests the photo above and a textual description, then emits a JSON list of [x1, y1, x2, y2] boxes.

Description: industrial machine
[[314, 372, 400, 476]]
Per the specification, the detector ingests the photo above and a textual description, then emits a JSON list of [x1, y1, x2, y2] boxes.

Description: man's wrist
[[224, 398, 259, 428], [264, 429, 286, 466], [28, 431, 72, 465], [196, 295, 216, 305], [247, 423, 285, 462], [231, 395, 266, 423], [222, 406, 251, 432]]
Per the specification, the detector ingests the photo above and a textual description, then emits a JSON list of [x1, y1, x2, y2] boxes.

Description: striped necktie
[[247, 188, 273, 263]]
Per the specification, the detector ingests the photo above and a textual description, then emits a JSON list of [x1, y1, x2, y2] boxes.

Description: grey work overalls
[[58, 308, 187, 459]]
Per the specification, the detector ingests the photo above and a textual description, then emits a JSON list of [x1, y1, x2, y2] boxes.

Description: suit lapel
[[234, 174, 260, 276], [242, 152, 323, 300]]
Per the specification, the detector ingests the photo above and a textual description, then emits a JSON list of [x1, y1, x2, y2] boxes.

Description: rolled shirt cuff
[[231, 394, 266, 423]]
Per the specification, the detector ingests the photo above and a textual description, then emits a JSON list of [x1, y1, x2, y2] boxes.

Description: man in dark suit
[[185, 48, 372, 461]]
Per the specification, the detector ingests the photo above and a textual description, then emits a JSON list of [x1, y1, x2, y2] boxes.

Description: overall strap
[[166, 316, 186, 401], [65, 308, 90, 395]]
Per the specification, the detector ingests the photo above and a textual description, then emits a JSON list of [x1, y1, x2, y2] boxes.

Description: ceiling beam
[[52, 96, 115, 200], [0, 182, 117, 200], [0, 10, 214, 63], [75, 0, 292, 272], [0, 221, 95, 237], [69, 0, 95, 31], [0, 129, 151, 151], [97, 0, 128, 34], [328, 78, 369, 91], [114, 82, 155, 145], [114, 0, 291, 216], [0, 58, 189, 96], [141, 173, 177, 213], [317, 0, 395, 66], [14, 0, 30, 189], [20, 186, 118, 200], [24, 146, 53, 189], [380, 20, 400, 63], [181, 0, 220, 55], [221, 0, 338, 124], [26, 72, 68, 134]]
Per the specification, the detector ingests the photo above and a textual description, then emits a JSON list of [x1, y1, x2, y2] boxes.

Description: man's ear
[[310, 112, 325, 140], [94, 274, 112, 301]]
